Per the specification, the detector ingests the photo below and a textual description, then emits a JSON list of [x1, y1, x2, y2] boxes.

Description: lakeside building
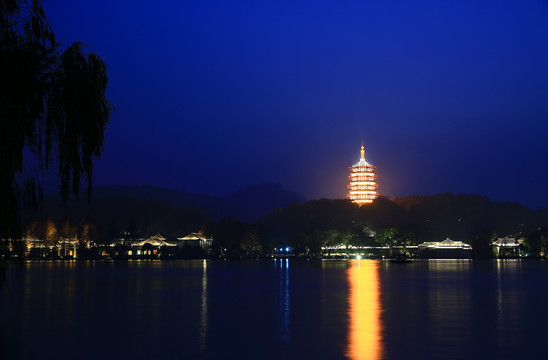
[[135, 233, 173, 247], [418, 237, 472, 258], [16, 231, 213, 259], [24, 238, 79, 258], [129, 233, 176, 257], [347, 141, 378, 205], [177, 232, 213, 250], [491, 237, 524, 257]]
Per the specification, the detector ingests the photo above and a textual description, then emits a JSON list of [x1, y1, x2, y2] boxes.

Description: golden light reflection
[[347, 260, 384, 360], [200, 259, 208, 351]]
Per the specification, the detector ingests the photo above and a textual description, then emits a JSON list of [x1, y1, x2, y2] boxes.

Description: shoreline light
[[347, 141, 378, 205]]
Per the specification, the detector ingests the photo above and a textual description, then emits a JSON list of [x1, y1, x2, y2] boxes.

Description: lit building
[[177, 232, 213, 250], [347, 141, 378, 204], [491, 237, 524, 258], [418, 237, 472, 259]]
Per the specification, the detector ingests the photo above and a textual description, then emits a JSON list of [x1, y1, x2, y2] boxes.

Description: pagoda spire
[[360, 140, 365, 160]]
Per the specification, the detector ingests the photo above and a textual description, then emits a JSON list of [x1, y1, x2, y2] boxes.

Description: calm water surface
[[1, 259, 547, 359]]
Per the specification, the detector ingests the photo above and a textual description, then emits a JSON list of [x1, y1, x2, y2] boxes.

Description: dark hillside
[[258, 194, 548, 248], [92, 184, 305, 222]]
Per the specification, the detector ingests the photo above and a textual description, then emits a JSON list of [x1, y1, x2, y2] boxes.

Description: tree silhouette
[[523, 228, 548, 257], [0, 1, 112, 251]]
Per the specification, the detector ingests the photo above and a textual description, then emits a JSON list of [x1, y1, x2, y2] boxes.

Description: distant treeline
[[256, 194, 548, 258], [22, 193, 548, 258]]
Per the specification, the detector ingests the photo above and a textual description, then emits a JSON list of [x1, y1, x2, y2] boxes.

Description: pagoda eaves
[[347, 142, 378, 205]]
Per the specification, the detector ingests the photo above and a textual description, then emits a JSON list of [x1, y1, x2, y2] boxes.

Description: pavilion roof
[[492, 237, 524, 247], [136, 233, 176, 246], [418, 237, 471, 249], [177, 232, 211, 241]]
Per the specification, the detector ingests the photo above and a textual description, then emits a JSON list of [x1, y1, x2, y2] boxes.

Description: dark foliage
[[29, 193, 210, 240], [0, 0, 111, 245], [259, 193, 548, 256], [523, 227, 548, 257]]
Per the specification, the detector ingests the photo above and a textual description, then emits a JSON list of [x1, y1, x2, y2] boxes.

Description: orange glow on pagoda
[[347, 142, 378, 204]]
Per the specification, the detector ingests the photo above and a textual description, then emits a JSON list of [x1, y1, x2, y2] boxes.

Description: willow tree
[[0, 1, 111, 255]]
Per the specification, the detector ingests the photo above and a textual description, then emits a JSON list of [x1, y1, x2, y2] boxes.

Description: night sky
[[43, 0, 548, 208]]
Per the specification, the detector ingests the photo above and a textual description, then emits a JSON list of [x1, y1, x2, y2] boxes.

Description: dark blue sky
[[43, 0, 548, 208]]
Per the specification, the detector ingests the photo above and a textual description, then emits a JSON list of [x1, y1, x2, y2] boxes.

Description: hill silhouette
[[258, 193, 548, 247], [40, 184, 306, 225], [38, 194, 209, 239], [26, 189, 548, 250]]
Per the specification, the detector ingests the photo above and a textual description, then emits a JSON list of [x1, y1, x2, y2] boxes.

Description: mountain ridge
[[48, 183, 307, 222]]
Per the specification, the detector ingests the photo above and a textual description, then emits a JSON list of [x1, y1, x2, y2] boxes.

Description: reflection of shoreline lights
[[347, 260, 384, 360], [199, 259, 208, 351], [347, 142, 378, 205], [279, 258, 290, 343]]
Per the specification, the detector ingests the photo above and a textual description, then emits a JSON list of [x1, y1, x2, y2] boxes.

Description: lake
[[1, 259, 547, 359]]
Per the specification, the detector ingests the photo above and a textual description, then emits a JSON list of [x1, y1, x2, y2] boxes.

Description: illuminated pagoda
[[347, 141, 378, 205]]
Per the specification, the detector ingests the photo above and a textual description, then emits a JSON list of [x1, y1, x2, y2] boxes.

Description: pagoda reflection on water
[[347, 141, 378, 205]]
